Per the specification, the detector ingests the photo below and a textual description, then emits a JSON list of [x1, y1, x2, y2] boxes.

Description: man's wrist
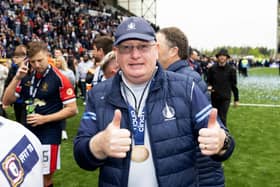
[[218, 130, 231, 155]]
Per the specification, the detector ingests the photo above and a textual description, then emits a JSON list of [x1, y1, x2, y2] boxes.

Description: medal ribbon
[[122, 81, 150, 146], [120, 67, 157, 147], [128, 105, 146, 145]]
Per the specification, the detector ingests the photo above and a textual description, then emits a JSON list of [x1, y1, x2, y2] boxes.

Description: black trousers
[[14, 103, 26, 124], [211, 96, 231, 126], [78, 80, 86, 100]]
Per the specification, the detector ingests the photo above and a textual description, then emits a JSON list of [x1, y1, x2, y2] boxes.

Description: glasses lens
[[118, 44, 155, 54]]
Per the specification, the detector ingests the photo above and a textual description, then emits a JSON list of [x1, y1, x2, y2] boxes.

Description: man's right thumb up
[[111, 109, 122, 129]]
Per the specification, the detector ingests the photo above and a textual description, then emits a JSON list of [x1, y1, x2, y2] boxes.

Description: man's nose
[[34, 61, 41, 68], [130, 46, 142, 57]]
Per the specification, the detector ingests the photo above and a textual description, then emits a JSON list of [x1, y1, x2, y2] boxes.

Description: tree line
[[202, 46, 274, 59]]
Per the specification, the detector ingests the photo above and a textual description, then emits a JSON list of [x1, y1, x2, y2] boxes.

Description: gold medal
[[131, 145, 149, 162]]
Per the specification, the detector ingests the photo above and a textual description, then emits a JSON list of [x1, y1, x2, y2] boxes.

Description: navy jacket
[[167, 60, 209, 99], [167, 60, 227, 187], [74, 65, 235, 187]]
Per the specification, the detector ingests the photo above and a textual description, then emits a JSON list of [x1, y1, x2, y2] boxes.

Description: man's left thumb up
[[208, 108, 218, 129]]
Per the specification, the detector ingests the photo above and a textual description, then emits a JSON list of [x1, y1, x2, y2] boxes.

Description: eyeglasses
[[117, 43, 156, 54]]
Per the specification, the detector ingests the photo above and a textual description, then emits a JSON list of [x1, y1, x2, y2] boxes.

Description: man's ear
[[99, 48, 104, 56], [169, 46, 179, 58]]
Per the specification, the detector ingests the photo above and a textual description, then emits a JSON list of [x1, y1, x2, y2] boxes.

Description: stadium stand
[[0, 0, 123, 58], [0, 0, 159, 59]]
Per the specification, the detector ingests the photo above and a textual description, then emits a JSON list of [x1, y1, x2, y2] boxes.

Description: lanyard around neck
[[122, 81, 150, 115], [29, 65, 51, 99]]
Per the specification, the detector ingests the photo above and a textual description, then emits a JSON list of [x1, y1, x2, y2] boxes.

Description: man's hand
[[15, 59, 29, 80], [198, 108, 226, 155], [89, 109, 131, 160], [2, 58, 29, 106], [26, 113, 47, 127]]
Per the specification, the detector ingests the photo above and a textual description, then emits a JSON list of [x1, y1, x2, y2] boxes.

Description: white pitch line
[[232, 103, 280, 107]]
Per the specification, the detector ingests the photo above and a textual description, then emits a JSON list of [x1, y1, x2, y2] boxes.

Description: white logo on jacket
[[162, 103, 175, 121]]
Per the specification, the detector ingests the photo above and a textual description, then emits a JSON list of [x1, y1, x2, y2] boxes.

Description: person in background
[[77, 54, 94, 104], [88, 36, 114, 86], [55, 55, 76, 140], [200, 54, 210, 81], [0, 60, 8, 117], [100, 51, 119, 80], [238, 57, 249, 77], [156, 26, 228, 187], [5, 44, 27, 123], [74, 17, 235, 187], [187, 47, 203, 75], [72, 57, 80, 97], [55, 56, 76, 87], [207, 49, 239, 126], [3, 41, 78, 187], [156, 27, 208, 98], [0, 116, 43, 187], [54, 48, 63, 59]]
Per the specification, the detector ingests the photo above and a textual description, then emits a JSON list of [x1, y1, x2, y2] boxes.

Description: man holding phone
[[3, 41, 78, 187]]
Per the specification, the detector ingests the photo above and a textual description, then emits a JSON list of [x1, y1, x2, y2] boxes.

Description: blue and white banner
[[0, 135, 39, 187]]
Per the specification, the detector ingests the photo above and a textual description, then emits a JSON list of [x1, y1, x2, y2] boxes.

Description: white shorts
[[42, 145, 61, 175]]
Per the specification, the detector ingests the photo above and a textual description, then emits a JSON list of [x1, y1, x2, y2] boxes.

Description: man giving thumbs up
[[73, 17, 234, 187], [198, 108, 231, 156], [89, 109, 131, 159]]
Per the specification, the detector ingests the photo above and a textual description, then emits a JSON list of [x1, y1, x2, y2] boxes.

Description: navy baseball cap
[[114, 17, 156, 46]]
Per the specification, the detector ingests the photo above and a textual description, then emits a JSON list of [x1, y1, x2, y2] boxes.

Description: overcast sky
[[157, 0, 277, 50]]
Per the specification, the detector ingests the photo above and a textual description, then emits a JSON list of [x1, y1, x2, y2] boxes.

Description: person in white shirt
[[55, 55, 76, 140], [0, 61, 8, 117]]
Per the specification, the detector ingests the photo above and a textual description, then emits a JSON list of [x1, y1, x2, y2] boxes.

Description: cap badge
[[127, 22, 136, 31]]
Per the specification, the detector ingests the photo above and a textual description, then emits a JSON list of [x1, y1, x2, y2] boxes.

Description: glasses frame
[[116, 43, 156, 54]]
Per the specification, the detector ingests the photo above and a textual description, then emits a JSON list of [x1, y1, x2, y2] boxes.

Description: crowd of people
[[0, 1, 266, 187], [0, 0, 122, 59]]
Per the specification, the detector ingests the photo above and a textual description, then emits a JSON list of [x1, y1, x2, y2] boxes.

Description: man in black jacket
[[207, 49, 239, 126]]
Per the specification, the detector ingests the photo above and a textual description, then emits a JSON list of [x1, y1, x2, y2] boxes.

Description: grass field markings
[[231, 103, 280, 107]]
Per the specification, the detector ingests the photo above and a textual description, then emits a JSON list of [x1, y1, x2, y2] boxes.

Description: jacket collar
[[167, 59, 188, 72]]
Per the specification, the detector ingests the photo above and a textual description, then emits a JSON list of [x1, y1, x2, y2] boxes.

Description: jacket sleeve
[[191, 82, 212, 131], [191, 82, 235, 161], [73, 89, 105, 170], [210, 134, 235, 162]]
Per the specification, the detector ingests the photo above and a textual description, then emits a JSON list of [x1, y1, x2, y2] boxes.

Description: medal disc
[[131, 146, 149, 162]]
